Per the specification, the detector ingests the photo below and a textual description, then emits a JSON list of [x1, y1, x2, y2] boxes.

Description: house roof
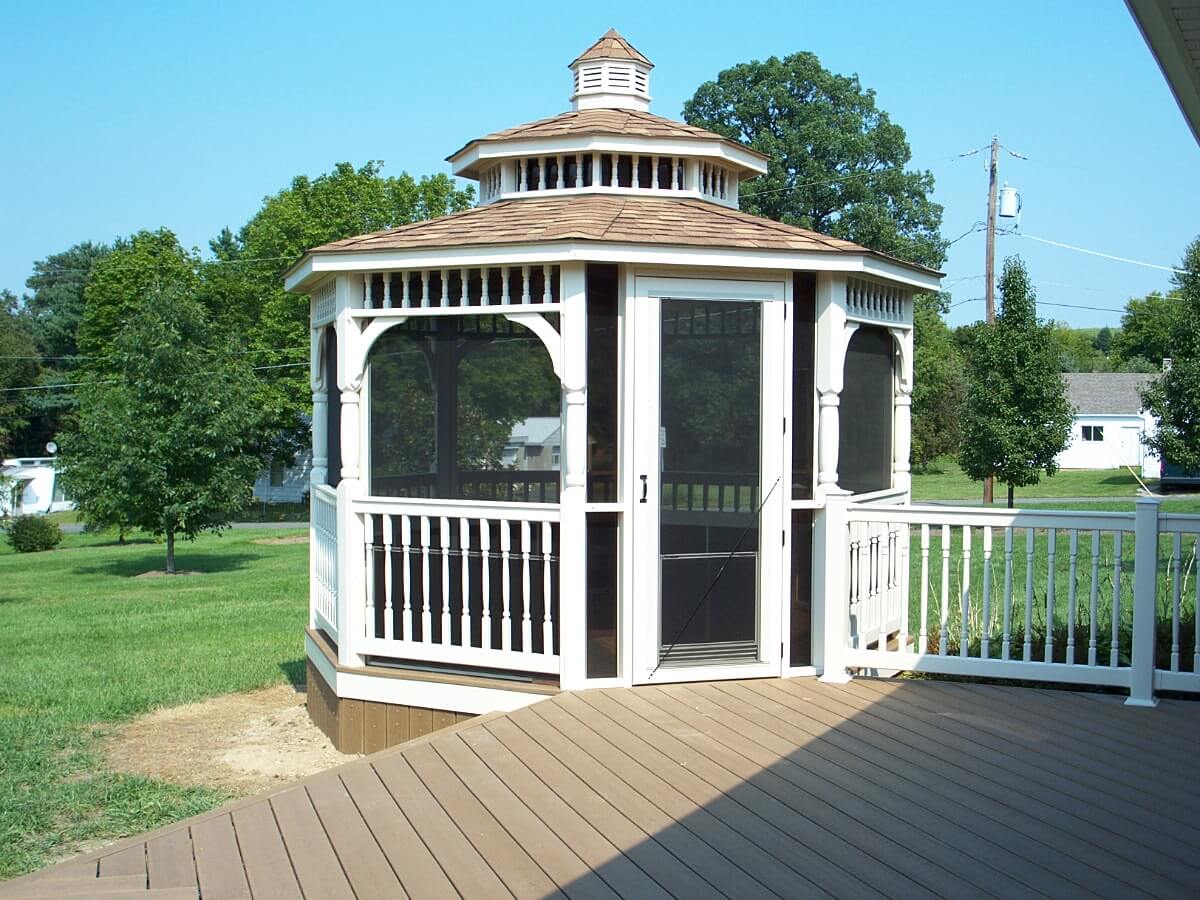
[[508, 416, 561, 447], [447, 108, 770, 166], [1064, 372, 1155, 415], [570, 28, 652, 67], [307, 192, 923, 262]]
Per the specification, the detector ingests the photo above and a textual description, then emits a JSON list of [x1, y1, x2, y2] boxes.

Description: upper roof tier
[[571, 29, 652, 68]]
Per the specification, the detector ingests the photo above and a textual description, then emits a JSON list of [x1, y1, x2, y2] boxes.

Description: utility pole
[[982, 135, 1000, 505]]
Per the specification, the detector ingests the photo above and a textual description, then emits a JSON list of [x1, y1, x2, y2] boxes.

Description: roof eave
[[286, 239, 941, 294], [1126, 0, 1200, 144]]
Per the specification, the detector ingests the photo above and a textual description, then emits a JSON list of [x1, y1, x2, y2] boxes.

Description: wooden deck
[[3, 677, 1199, 899]]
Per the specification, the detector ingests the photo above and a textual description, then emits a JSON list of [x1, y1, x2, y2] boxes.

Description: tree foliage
[[57, 290, 268, 572], [682, 52, 947, 270], [1113, 291, 1177, 369], [1141, 237, 1200, 471], [207, 162, 475, 449], [958, 257, 1074, 505], [22, 242, 110, 361], [0, 291, 40, 455], [911, 293, 965, 470]]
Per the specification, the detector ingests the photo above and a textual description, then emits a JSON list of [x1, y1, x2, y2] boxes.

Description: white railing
[[845, 277, 909, 325], [312, 484, 339, 639], [820, 497, 1200, 704], [353, 497, 561, 674], [359, 265, 560, 310]]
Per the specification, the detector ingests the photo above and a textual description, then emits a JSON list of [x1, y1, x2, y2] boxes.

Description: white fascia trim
[[451, 135, 769, 177], [287, 242, 941, 293]]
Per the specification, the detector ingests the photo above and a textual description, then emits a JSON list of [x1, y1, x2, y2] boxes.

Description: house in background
[[252, 451, 312, 504], [1057, 372, 1159, 478], [502, 416, 562, 471], [0, 457, 73, 517]]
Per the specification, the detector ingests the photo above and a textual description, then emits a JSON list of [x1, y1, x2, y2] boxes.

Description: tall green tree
[[208, 162, 475, 448], [78, 229, 200, 367], [57, 290, 268, 572], [683, 53, 947, 270], [22, 241, 110, 361], [1112, 291, 1178, 369], [1141, 237, 1200, 471], [911, 293, 966, 470], [958, 257, 1074, 506], [0, 291, 40, 457]]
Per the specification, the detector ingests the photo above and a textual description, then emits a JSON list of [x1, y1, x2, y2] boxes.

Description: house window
[[269, 461, 285, 487], [1081, 425, 1104, 442]]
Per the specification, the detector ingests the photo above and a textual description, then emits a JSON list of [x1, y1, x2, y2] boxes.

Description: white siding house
[[1057, 373, 1159, 479], [1, 457, 74, 517]]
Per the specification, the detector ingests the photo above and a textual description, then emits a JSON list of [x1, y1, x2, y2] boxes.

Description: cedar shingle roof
[[448, 109, 769, 165], [570, 29, 652, 67], [307, 193, 909, 261]]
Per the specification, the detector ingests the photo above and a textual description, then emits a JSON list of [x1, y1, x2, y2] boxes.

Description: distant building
[[1056, 373, 1159, 478], [253, 452, 312, 504], [1, 457, 74, 517], [501, 416, 561, 471]]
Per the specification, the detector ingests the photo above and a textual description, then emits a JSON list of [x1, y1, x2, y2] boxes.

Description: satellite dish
[[45, 441, 58, 455]]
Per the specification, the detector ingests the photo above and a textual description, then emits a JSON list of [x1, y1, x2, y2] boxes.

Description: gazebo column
[[433, 319, 459, 500], [334, 274, 367, 667], [890, 326, 914, 494], [309, 326, 328, 631], [558, 262, 588, 690], [811, 272, 852, 682]]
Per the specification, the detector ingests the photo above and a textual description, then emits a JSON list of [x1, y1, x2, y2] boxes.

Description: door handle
[[640, 474, 648, 503]]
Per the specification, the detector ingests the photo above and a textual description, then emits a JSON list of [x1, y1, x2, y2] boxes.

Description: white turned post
[[634, 154, 641, 187], [334, 276, 367, 667], [574, 154, 583, 189], [672, 157, 681, 190], [519, 158, 528, 191], [813, 492, 851, 682], [309, 324, 328, 631], [559, 262, 588, 690], [815, 273, 851, 496], [650, 155, 659, 189], [1127, 497, 1161, 707], [556, 155, 565, 189], [610, 153, 619, 187], [537, 157, 546, 191]]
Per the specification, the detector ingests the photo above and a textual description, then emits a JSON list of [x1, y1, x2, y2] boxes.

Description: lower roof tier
[[287, 194, 940, 291]]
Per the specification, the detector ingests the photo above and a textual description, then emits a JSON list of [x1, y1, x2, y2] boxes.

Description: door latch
[[640, 474, 648, 503]]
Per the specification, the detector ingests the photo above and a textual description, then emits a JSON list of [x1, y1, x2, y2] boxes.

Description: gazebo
[[286, 30, 941, 752]]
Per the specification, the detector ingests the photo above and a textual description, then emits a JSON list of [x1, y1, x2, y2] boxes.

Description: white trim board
[[287, 242, 941, 293]]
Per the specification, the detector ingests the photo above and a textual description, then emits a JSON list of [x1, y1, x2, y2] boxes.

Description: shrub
[[6, 516, 63, 553]]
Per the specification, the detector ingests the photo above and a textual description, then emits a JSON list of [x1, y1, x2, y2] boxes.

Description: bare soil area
[[104, 684, 357, 795], [252, 535, 309, 546]]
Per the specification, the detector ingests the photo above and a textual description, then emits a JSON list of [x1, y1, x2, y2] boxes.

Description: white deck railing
[[352, 497, 561, 675], [821, 497, 1200, 705], [311, 484, 338, 639]]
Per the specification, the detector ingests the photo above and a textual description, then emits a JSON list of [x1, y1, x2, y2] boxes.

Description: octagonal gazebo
[[286, 30, 941, 751]]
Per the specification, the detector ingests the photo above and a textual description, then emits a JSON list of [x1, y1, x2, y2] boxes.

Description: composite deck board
[[336, 764, 459, 900], [269, 786, 355, 900], [430, 734, 622, 900], [510, 704, 780, 900], [481, 716, 726, 900], [2, 678, 1198, 900], [457, 724, 675, 900], [99, 844, 146, 879], [636, 684, 1077, 900], [532, 698, 821, 899], [190, 816, 250, 900], [770, 680, 1200, 892], [306, 773, 405, 899], [145, 828, 196, 891], [851, 678, 1198, 826], [229, 799, 302, 900], [573, 690, 962, 899], [686, 681, 1127, 900]]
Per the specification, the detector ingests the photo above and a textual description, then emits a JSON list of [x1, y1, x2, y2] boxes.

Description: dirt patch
[[252, 535, 309, 545], [104, 684, 358, 795], [134, 570, 204, 578]]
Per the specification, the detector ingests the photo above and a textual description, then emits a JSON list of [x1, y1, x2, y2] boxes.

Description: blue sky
[[2, 0, 1196, 328]]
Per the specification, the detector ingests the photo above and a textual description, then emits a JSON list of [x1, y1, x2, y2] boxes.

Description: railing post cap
[[1135, 495, 1162, 509]]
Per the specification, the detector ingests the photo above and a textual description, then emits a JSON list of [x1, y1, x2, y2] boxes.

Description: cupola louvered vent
[[569, 30, 652, 112]]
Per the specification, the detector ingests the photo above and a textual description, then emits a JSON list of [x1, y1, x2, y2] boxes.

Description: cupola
[[569, 29, 652, 111]]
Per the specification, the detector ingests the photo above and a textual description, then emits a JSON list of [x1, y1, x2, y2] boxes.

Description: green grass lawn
[[912, 458, 1156, 502], [0, 527, 307, 879]]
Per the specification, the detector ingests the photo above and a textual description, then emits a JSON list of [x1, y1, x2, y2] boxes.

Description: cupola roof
[[570, 29, 652, 68]]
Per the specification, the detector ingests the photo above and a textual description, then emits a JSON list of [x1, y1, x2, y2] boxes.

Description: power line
[[0, 345, 308, 361], [0, 362, 307, 394], [1001, 230, 1190, 275]]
